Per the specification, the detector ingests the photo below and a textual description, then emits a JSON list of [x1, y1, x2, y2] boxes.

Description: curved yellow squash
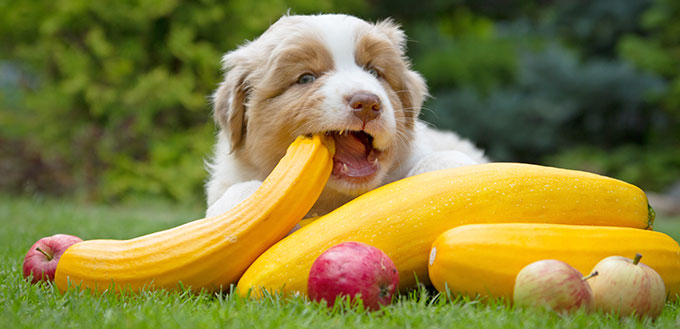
[[54, 134, 334, 293], [428, 223, 680, 301], [237, 163, 652, 297]]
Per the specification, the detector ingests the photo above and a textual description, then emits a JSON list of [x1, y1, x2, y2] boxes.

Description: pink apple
[[308, 241, 399, 310], [588, 254, 666, 319], [513, 259, 597, 312], [22, 234, 83, 284]]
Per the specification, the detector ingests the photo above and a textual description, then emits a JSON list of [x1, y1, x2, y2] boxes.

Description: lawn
[[1, 195, 679, 329]]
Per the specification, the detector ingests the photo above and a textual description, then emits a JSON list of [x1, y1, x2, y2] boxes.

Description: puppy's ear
[[213, 54, 251, 152], [375, 19, 429, 127]]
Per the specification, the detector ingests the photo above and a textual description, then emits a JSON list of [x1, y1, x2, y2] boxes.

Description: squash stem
[[647, 204, 655, 230]]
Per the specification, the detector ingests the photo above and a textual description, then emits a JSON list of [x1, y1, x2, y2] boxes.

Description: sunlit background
[[1, 0, 678, 212]]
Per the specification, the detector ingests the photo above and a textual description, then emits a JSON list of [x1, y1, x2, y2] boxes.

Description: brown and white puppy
[[205, 14, 487, 218]]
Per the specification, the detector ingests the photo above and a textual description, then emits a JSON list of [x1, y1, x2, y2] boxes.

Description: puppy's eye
[[367, 67, 380, 78], [297, 73, 317, 84]]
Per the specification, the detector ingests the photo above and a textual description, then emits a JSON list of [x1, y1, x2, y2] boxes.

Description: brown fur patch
[[257, 36, 334, 100], [240, 35, 334, 172], [244, 79, 328, 170]]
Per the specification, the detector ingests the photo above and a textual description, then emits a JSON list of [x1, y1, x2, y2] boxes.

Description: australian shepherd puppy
[[205, 14, 487, 218]]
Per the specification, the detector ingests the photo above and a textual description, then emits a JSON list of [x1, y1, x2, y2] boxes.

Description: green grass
[[1, 195, 679, 328]]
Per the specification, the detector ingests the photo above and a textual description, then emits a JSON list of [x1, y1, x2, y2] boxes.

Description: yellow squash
[[54, 134, 334, 293], [428, 223, 680, 301], [237, 163, 652, 297]]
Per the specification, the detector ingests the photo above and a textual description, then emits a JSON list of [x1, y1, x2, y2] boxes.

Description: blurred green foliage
[[394, 0, 679, 192], [0, 0, 365, 203], [0, 0, 678, 204]]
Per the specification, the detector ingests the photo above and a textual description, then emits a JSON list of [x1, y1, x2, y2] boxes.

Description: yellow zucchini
[[428, 223, 680, 301], [237, 163, 652, 297], [54, 134, 334, 293]]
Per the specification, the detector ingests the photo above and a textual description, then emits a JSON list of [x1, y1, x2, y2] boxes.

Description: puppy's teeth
[[373, 159, 379, 166], [342, 163, 349, 172]]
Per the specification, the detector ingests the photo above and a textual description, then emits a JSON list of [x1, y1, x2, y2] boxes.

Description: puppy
[[205, 14, 487, 218]]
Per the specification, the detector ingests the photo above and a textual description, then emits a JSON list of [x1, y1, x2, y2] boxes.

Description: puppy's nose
[[349, 93, 381, 124]]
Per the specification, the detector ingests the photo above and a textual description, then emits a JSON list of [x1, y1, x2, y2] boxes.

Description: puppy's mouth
[[327, 130, 382, 181]]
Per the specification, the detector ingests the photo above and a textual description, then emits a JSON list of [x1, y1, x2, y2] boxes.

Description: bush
[[421, 43, 665, 162], [405, 0, 678, 191]]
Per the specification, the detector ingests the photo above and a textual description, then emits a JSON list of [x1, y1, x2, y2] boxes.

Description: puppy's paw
[[407, 150, 479, 177], [206, 180, 262, 217]]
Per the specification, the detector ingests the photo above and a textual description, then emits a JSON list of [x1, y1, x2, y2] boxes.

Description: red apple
[[307, 241, 399, 310], [588, 254, 666, 319], [22, 234, 83, 284], [513, 259, 597, 312]]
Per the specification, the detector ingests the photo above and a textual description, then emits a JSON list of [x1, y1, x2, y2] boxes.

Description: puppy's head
[[213, 14, 427, 196]]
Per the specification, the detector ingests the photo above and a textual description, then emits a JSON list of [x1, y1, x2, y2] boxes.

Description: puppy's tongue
[[333, 132, 378, 178]]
